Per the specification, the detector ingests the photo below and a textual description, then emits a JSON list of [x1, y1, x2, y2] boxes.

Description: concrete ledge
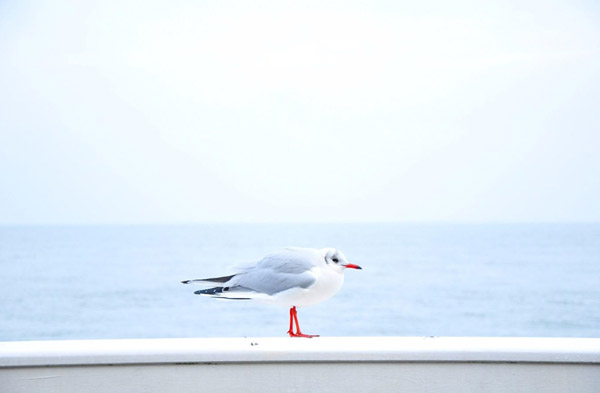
[[2, 337, 600, 366], [2, 337, 600, 393]]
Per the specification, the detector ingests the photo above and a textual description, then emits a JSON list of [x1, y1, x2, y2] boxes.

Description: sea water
[[0, 223, 598, 341]]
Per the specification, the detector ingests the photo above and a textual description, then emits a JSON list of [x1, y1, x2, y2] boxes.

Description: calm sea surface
[[1, 223, 599, 341]]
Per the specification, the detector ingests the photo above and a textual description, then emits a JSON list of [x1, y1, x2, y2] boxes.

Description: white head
[[322, 248, 362, 272]]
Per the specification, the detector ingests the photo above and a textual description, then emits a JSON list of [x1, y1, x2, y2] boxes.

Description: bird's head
[[323, 248, 362, 272]]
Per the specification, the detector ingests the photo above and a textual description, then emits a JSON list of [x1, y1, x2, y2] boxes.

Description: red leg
[[287, 307, 295, 336], [288, 306, 319, 338]]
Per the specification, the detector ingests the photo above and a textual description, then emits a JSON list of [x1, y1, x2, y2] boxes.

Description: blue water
[[1, 223, 599, 341]]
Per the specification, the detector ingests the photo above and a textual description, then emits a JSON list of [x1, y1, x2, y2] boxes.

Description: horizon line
[[1, 220, 599, 227]]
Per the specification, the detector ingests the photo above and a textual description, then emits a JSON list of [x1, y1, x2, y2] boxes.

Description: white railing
[[1, 337, 600, 393]]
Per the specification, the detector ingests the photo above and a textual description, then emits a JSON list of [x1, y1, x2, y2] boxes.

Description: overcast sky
[[1, 0, 599, 224]]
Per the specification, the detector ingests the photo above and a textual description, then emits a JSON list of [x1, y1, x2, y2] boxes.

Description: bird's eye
[[332, 258, 339, 263]]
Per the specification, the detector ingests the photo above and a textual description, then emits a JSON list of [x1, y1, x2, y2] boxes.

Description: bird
[[182, 247, 362, 338]]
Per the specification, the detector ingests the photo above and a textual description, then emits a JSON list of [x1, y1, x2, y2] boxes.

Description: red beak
[[344, 263, 362, 270]]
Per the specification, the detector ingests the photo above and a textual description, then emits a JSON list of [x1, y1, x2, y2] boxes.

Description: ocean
[[0, 223, 598, 341]]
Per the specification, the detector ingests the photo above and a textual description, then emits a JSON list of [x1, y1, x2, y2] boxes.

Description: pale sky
[[1, 0, 599, 224]]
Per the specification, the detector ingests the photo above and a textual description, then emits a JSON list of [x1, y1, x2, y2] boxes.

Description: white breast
[[270, 265, 345, 308]]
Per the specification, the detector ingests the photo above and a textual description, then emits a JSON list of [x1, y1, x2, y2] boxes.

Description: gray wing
[[254, 247, 321, 273], [233, 269, 316, 295], [231, 248, 320, 295]]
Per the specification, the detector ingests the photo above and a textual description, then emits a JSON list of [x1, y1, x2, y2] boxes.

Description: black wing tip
[[191, 286, 252, 300], [194, 286, 230, 295], [205, 274, 236, 283], [181, 274, 236, 285]]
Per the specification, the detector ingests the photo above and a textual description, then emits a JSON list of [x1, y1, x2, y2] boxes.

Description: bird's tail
[[194, 286, 226, 295], [182, 274, 255, 300], [193, 286, 251, 300], [181, 274, 236, 285]]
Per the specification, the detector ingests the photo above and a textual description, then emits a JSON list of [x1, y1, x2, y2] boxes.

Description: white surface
[[4, 362, 600, 393], [1, 337, 600, 367], [2, 337, 600, 393]]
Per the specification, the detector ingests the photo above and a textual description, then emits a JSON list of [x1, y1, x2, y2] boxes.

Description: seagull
[[182, 247, 362, 338]]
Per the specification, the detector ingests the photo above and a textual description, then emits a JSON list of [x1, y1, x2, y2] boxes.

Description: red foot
[[289, 332, 319, 338], [287, 306, 319, 338]]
